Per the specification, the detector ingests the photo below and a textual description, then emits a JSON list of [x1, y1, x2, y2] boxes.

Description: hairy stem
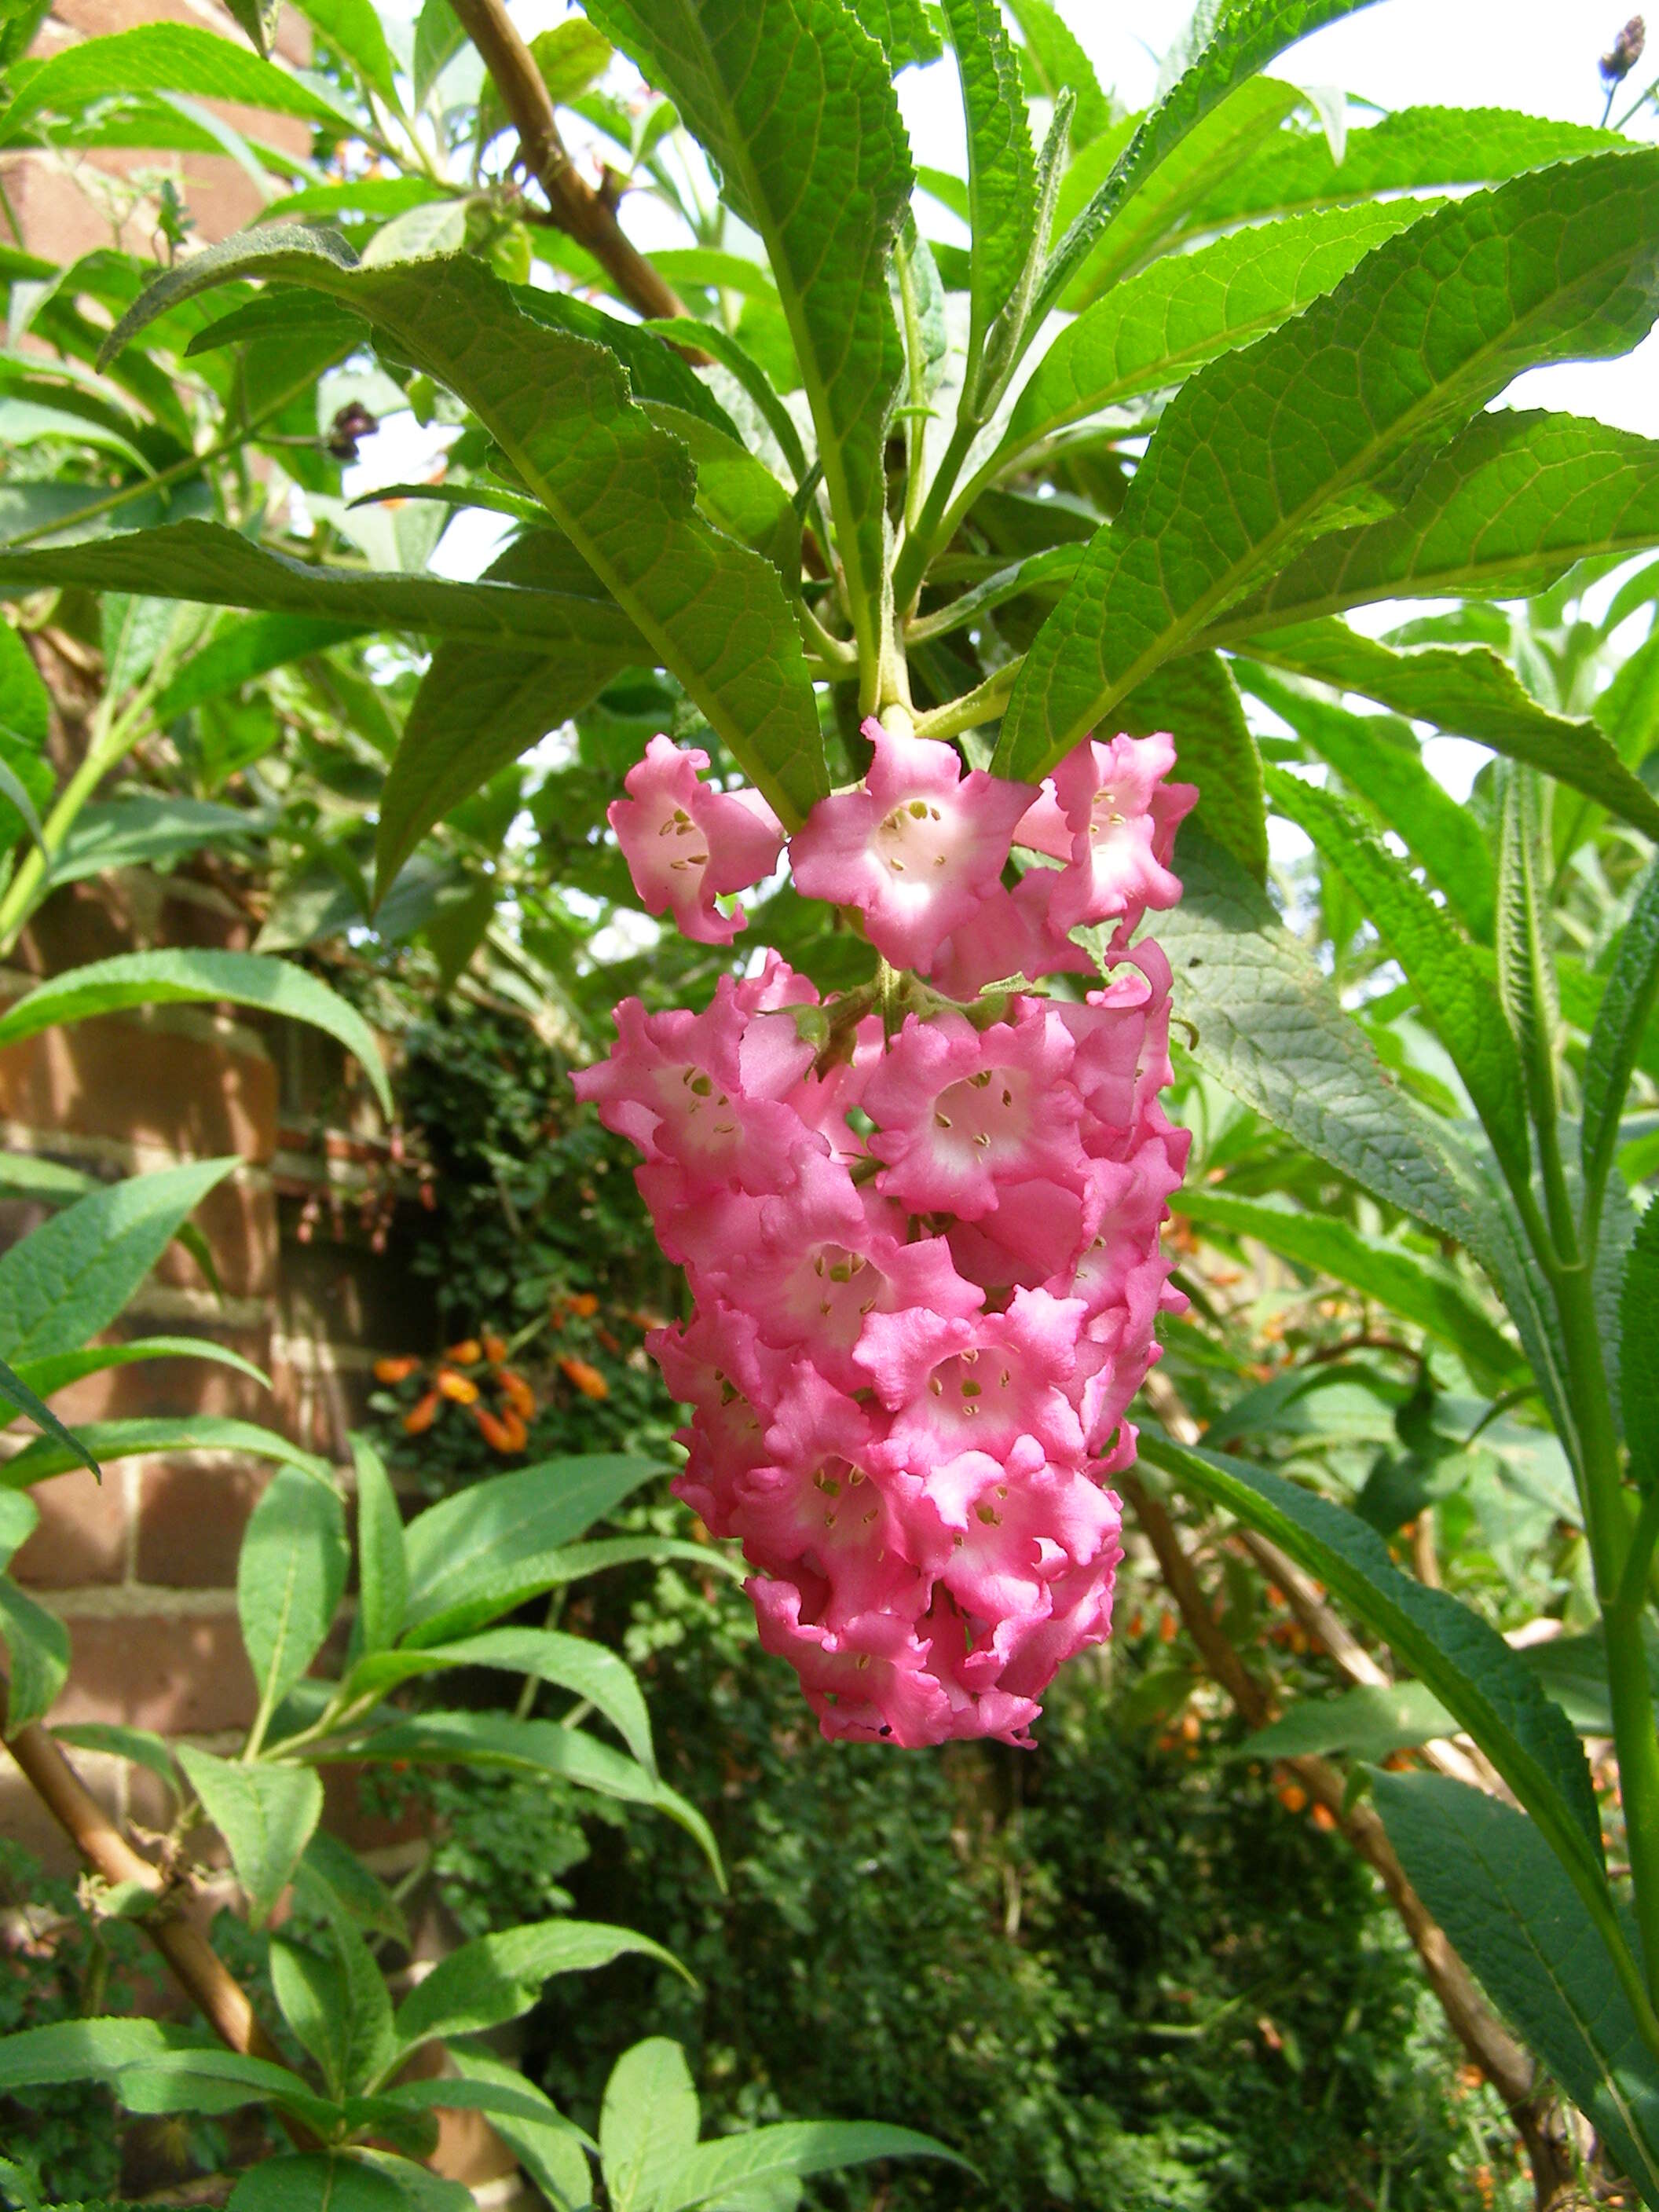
[[447, 0, 688, 327], [0, 1672, 316, 2144]]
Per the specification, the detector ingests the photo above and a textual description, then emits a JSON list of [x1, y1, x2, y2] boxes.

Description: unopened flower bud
[[1602, 15, 1646, 83], [326, 399, 378, 460]]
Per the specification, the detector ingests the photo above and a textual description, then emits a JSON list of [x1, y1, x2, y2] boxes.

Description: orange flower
[[596, 1325, 621, 1354], [481, 1332, 507, 1364], [500, 1408, 528, 1452], [474, 1406, 516, 1452], [558, 1355, 609, 1401], [1158, 1610, 1177, 1644], [436, 1368, 478, 1405], [374, 1355, 422, 1385], [498, 1368, 536, 1420], [1277, 1783, 1309, 1815], [403, 1389, 441, 1434], [566, 1291, 599, 1319], [1309, 1803, 1338, 1833], [444, 1338, 482, 1365]]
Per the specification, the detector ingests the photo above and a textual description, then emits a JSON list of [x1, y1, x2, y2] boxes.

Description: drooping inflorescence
[[575, 720, 1194, 1747]]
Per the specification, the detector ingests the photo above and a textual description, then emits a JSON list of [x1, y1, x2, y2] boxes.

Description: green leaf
[[479, 20, 611, 139], [114, 238, 829, 832], [401, 1533, 747, 1639], [1372, 1769, 1659, 2195], [637, 317, 808, 484], [0, 947, 393, 1118], [222, 0, 280, 59], [350, 1433, 407, 1657], [294, 0, 399, 104], [401, 1454, 661, 1639], [379, 533, 643, 889], [0, 1352, 101, 1477], [1152, 826, 1496, 1256], [0, 752, 46, 859], [1119, 651, 1264, 882], [270, 1936, 350, 2100], [1236, 615, 1659, 845], [11, 1333, 270, 1401], [1214, 410, 1659, 643], [412, 0, 463, 105], [0, 1155, 235, 1366], [1264, 767, 1532, 1192], [0, 23, 352, 135], [347, 1625, 654, 1776], [444, 2045, 594, 2212], [0, 1573, 68, 1730], [45, 797, 271, 890], [1237, 665, 1494, 939], [939, 0, 1035, 386], [1036, 0, 1384, 317], [1622, 1204, 1659, 1496], [1002, 0, 1111, 146], [381, 2071, 594, 2139], [1, 1414, 328, 1490], [299, 1828, 409, 1949], [52, 1720, 177, 1793], [228, 2155, 430, 2211], [237, 1464, 350, 1725], [0, 619, 48, 745], [1170, 1190, 1522, 1388], [346, 1710, 721, 1876], [1004, 200, 1423, 464], [1137, 1431, 1615, 1941], [174, 1747, 324, 1928], [601, 2038, 701, 2212], [1586, 853, 1659, 1226], [1237, 1680, 1454, 1763], [0, 518, 635, 668], [509, 285, 743, 439], [392, 1919, 688, 2053], [313, 1877, 398, 2097], [662, 2121, 968, 2211], [642, 402, 800, 575], [1178, 102, 1623, 238], [154, 614, 367, 721], [580, 0, 911, 672], [0, 2016, 218, 2089], [848, 0, 940, 68], [1001, 152, 1659, 783]]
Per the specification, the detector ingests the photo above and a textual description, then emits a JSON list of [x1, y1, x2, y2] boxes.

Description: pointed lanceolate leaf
[[999, 152, 1659, 784], [175, 1747, 324, 1928], [0, 1353, 101, 1478], [600, 2038, 701, 2212], [1035, 0, 1386, 320], [1135, 1432, 1606, 1887], [102, 236, 828, 833], [349, 1434, 408, 1657], [392, 1921, 688, 2053], [237, 1465, 350, 1721], [1170, 1191, 1522, 1388], [401, 1456, 661, 1639], [939, 0, 1035, 383], [0, 23, 353, 137], [2, 1415, 328, 1490], [1236, 614, 1659, 844], [379, 533, 644, 884], [0, 519, 639, 662], [1003, 200, 1424, 463], [1372, 1770, 1659, 2196], [661, 2120, 970, 2210], [1236, 664, 1494, 939], [1149, 826, 1496, 1259], [0, 948, 393, 1116], [1212, 410, 1659, 646], [0, 1156, 236, 1366], [0, 1573, 69, 1730], [580, 0, 911, 670], [1264, 767, 1532, 1193]]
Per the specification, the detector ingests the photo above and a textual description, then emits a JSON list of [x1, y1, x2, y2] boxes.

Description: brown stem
[[1117, 1470, 1579, 2203], [447, 0, 688, 326], [0, 1675, 317, 2146]]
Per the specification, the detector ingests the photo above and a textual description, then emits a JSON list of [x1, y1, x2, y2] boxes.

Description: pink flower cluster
[[575, 720, 1195, 1747]]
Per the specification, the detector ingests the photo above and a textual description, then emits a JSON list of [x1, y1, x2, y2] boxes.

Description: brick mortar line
[[0, 1119, 276, 1187]]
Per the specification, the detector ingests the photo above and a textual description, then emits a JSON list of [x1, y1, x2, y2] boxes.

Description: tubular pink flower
[[751, 1580, 956, 1747], [859, 1287, 1093, 1465], [863, 1003, 1085, 1219], [610, 734, 784, 943], [572, 983, 820, 1195], [1016, 731, 1197, 932], [925, 866, 1093, 1000], [789, 718, 1035, 968]]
